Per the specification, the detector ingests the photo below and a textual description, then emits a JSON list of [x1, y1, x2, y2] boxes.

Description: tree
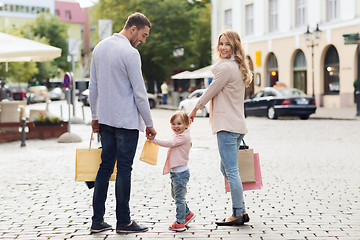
[[92, 0, 211, 92], [22, 13, 71, 81], [0, 27, 39, 84], [0, 14, 70, 85]]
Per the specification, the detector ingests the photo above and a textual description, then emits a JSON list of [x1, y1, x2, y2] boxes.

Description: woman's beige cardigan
[[195, 58, 248, 135]]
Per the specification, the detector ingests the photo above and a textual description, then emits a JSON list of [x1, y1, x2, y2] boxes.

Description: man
[[89, 12, 157, 233], [161, 81, 168, 105]]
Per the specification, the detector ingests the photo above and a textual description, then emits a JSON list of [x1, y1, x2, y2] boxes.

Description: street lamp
[[305, 24, 321, 98]]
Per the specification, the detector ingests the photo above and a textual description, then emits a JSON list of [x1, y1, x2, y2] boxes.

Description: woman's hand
[[188, 108, 198, 123]]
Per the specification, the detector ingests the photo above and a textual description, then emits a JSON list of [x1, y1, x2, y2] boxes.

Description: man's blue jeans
[[92, 124, 139, 225], [217, 131, 246, 217], [170, 169, 191, 223]]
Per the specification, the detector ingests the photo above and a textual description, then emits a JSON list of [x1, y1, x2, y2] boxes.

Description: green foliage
[[22, 13, 71, 73], [0, 13, 70, 84], [34, 113, 61, 124], [354, 79, 359, 89], [92, 0, 211, 92]]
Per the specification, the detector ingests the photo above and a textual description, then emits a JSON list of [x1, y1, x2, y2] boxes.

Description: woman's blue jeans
[[170, 169, 191, 223], [92, 124, 139, 225], [217, 131, 246, 217]]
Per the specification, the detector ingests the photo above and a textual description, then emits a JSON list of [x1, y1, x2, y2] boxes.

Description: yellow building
[[0, 0, 86, 79], [0, 0, 53, 30], [212, 0, 360, 108]]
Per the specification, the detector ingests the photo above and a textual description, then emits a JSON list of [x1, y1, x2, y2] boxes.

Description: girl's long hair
[[216, 30, 253, 87]]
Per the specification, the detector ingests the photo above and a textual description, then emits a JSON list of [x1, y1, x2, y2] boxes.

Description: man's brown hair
[[124, 12, 151, 30]]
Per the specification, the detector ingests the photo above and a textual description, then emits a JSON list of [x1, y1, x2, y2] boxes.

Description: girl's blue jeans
[[170, 169, 191, 223], [217, 131, 246, 217]]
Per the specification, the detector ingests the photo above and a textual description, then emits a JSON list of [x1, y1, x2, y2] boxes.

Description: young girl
[[150, 111, 195, 232]]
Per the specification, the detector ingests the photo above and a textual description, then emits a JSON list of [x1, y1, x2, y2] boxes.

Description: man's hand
[[146, 126, 157, 140], [188, 108, 198, 123], [91, 120, 99, 133]]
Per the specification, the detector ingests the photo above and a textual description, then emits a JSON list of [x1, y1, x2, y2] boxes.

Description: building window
[[267, 53, 279, 86], [66, 10, 71, 20], [326, 0, 338, 21], [245, 56, 255, 98], [324, 45, 340, 94], [55, 9, 60, 16], [246, 4, 254, 35], [295, 0, 306, 27], [293, 50, 307, 93], [269, 0, 278, 32], [224, 9, 232, 29]]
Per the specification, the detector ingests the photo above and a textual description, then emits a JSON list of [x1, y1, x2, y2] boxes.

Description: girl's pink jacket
[[150, 129, 191, 175]]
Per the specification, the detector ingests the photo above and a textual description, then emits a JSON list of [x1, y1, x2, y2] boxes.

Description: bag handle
[[89, 132, 94, 150], [240, 139, 249, 150]]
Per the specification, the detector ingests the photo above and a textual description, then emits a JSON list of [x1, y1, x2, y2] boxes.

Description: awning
[[171, 65, 214, 80], [0, 32, 62, 62]]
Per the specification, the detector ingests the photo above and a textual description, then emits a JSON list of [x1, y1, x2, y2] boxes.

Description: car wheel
[[300, 115, 310, 120], [267, 107, 277, 120], [148, 99, 156, 109], [201, 108, 209, 117]]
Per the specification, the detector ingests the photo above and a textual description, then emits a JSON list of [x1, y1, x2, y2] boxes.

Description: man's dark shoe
[[116, 220, 149, 233], [90, 221, 112, 233]]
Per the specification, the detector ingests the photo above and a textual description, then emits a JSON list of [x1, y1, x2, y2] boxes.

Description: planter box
[[0, 121, 68, 142], [27, 122, 68, 139]]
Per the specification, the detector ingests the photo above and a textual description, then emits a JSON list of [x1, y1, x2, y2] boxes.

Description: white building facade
[[0, 0, 54, 29], [212, 0, 360, 108]]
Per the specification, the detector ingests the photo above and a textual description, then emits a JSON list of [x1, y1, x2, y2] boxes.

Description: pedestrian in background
[[188, 30, 252, 226], [161, 81, 168, 105], [150, 111, 195, 232], [89, 12, 157, 233]]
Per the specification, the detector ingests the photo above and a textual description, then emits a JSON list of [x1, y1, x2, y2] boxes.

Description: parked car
[[12, 88, 27, 101], [244, 87, 316, 120], [78, 89, 90, 106], [78, 89, 157, 109], [49, 87, 65, 101], [178, 89, 210, 117], [27, 86, 50, 104], [147, 93, 157, 109]]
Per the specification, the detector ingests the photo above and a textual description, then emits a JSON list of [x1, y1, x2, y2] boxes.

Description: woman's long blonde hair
[[216, 30, 253, 87]]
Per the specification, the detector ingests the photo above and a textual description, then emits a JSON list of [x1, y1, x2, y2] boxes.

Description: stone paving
[[1, 107, 360, 239]]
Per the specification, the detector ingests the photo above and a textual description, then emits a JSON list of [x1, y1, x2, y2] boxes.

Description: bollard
[[60, 104, 63, 120], [82, 105, 85, 122], [20, 117, 26, 147]]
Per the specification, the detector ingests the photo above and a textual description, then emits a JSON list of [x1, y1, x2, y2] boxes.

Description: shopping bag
[[225, 153, 262, 192], [75, 133, 116, 182], [139, 140, 159, 165], [238, 148, 256, 183]]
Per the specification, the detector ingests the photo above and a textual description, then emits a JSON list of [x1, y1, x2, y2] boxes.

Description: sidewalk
[[310, 106, 359, 120], [0, 108, 359, 239], [159, 103, 360, 120]]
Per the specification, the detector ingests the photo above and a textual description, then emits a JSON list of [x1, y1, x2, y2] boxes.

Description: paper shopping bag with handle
[[75, 133, 116, 182], [238, 139, 256, 183], [139, 140, 159, 165], [225, 152, 262, 192], [238, 148, 256, 183]]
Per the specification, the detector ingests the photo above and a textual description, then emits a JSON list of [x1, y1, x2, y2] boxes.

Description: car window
[[253, 91, 263, 98], [277, 88, 305, 97], [263, 90, 276, 97]]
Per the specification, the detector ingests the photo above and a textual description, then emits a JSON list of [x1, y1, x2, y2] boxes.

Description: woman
[[189, 30, 252, 226]]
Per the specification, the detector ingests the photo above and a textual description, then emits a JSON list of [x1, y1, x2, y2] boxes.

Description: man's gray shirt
[[89, 33, 153, 132]]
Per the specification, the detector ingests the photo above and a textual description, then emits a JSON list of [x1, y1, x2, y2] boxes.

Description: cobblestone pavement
[[1, 108, 360, 239]]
